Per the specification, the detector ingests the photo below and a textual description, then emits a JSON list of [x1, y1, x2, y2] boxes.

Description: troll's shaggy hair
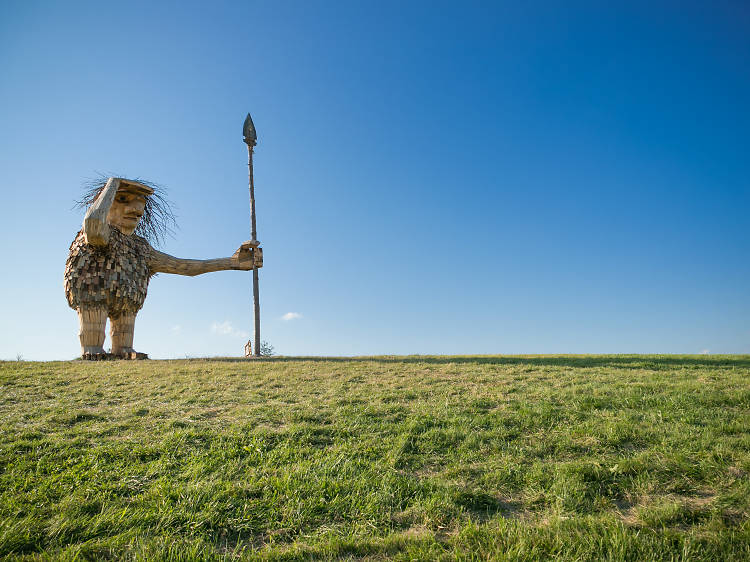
[[75, 176, 177, 247]]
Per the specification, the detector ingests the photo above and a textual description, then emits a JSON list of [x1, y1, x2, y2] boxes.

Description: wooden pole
[[243, 114, 261, 357]]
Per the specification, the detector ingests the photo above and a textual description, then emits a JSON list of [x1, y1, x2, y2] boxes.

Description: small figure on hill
[[65, 177, 262, 360], [245, 340, 274, 357]]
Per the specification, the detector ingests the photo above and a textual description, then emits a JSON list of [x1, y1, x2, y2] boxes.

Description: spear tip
[[243, 113, 257, 146]]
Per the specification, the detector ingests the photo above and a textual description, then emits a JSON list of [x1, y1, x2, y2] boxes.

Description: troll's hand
[[233, 240, 262, 270]]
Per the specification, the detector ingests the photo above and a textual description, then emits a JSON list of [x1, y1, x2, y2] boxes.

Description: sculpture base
[[81, 352, 149, 361]]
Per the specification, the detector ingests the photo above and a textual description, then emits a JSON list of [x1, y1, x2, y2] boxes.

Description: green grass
[[1, 355, 749, 560]]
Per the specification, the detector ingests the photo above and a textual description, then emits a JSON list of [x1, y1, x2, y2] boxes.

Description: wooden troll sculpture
[[64, 177, 262, 359]]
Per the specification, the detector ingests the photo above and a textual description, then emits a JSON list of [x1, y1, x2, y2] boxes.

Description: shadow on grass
[[453, 490, 525, 520], [199, 355, 750, 369]]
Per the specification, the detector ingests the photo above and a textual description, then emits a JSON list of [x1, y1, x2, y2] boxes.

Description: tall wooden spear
[[243, 113, 261, 357]]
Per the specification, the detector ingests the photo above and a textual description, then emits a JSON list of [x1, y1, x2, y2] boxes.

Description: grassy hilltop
[[1, 355, 749, 560]]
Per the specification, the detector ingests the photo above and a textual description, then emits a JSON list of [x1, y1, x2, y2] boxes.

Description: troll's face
[[107, 188, 147, 235]]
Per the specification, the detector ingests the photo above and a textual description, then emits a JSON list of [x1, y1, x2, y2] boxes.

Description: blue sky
[[1, 1, 748, 359]]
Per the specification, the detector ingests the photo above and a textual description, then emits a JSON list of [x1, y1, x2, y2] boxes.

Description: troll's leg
[[110, 312, 136, 357], [110, 312, 147, 359], [78, 307, 107, 358]]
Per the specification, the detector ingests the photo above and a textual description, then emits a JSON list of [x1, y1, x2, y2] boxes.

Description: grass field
[[1, 355, 749, 560]]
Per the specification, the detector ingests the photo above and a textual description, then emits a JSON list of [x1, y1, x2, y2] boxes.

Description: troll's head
[[77, 176, 176, 246]]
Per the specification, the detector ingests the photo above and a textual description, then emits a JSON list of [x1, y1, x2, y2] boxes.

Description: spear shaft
[[243, 114, 260, 357]]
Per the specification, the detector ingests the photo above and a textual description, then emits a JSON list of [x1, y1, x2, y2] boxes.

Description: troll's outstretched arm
[[148, 241, 262, 276]]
